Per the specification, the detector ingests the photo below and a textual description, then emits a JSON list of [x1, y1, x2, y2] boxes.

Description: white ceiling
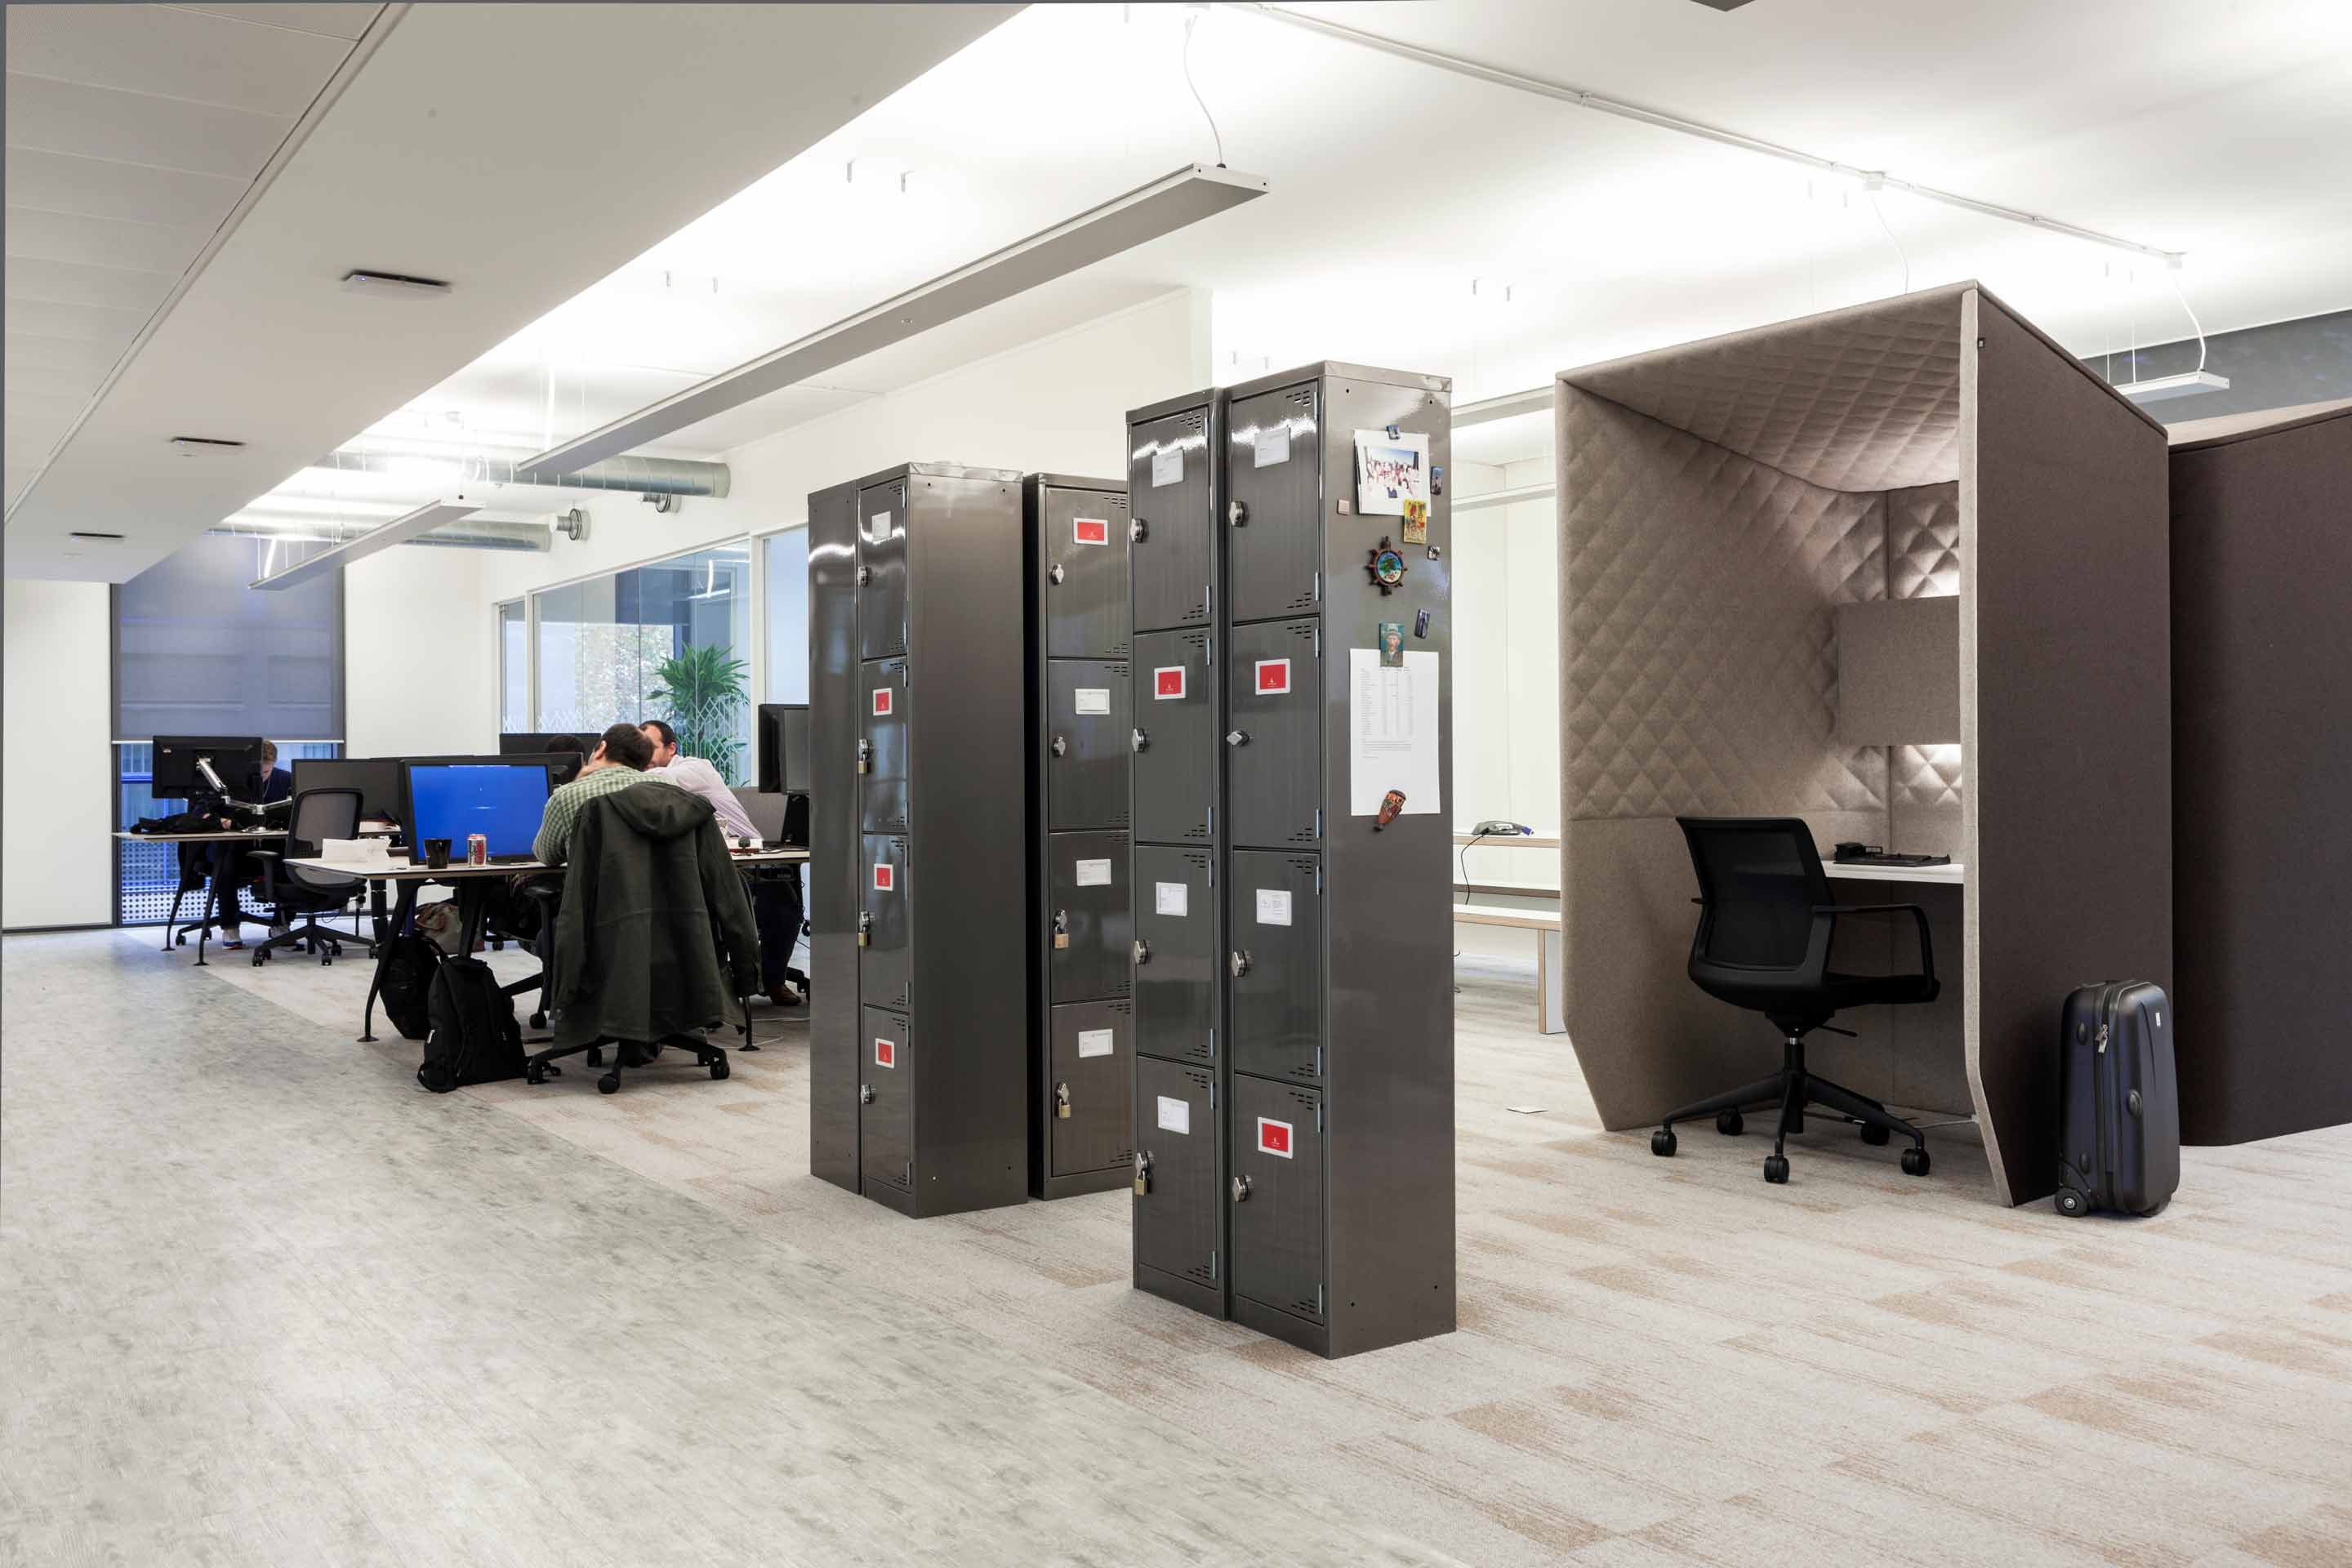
[[2, 2, 1018, 580], [3, 3, 385, 514]]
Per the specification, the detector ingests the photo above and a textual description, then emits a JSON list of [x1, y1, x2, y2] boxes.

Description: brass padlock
[[1054, 1082, 1072, 1120], [856, 738, 872, 775], [1133, 1151, 1152, 1196], [1052, 910, 1070, 951], [857, 911, 872, 948]]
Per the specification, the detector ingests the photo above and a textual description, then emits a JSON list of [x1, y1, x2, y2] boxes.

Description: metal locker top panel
[[1221, 361, 1451, 403]]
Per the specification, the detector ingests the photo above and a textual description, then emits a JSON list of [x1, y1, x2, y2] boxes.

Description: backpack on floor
[[378, 933, 443, 1042], [416, 956, 525, 1093]]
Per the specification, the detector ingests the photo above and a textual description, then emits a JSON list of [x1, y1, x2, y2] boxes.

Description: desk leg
[[1538, 928, 1566, 1036], [194, 875, 220, 967], [361, 881, 421, 1044], [368, 878, 390, 949]]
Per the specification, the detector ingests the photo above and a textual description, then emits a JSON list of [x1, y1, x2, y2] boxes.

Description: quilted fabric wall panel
[[1887, 483, 1961, 599], [1566, 286, 1965, 493], [1562, 390, 1888, 822]]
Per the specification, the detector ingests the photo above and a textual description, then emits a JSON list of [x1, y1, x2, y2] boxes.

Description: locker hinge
[[1313, 808, 1323, 840], [1315, 1282, 1325, 1315], [1208, 1027, 1216, 1059], [1312, 625, 1321, 657], [1314, 1045, 1323, 1078], [1205, 580, 1214, 613], [1316, 1099, 1325, 1132], [1207, 805, 1214, 835], [1209, 1249, 1219, 1281], [1205, 637, 1214, 664], [1209, 1081, 1217, 1109], [1312, 570, 1322, 602], [1315, 862, 1323, 893]]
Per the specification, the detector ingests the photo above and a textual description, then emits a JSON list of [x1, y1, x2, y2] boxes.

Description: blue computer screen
[[403, 763, 551, 858]]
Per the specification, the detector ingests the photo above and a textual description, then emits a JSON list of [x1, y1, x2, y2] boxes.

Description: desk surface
[[1453, 901, 1562, 931], [114, 829, 287, 844], [290, 847, 809, 880], [1824, 860, 1967, 885]]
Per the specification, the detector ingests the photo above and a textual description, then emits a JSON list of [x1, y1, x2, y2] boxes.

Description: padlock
[[859, 1084, 875, 1105], [1129, 518, 1148, 544], [1054, 1082, 1072, 1120], [1050, 735, 1067, 758], [1052, 910, 1070, 951], [1048, 563, 1065, 585], [857, 911, 872, 948], [1133, 1151, 1152, 1196], [856, 737, 872, 775]]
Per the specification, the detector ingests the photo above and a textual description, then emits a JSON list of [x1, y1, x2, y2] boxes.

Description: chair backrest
[[287, 788, 363, 890], [1676, 817, 1830, 973], [731, 787, 788, 842]]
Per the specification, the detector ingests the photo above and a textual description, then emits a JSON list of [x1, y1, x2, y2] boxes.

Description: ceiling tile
[[2, 295, 154, 345], [3, 256, 180, 315], [4, 147, 247, 230], [3, 330, 124, 376], [167, 5, 384, 43], [4, 205, 212, 275], [5, 363, 110, 405], [4, 72, 292, 180], [5, 3, 356, 118], [6, 465, 42, 506]]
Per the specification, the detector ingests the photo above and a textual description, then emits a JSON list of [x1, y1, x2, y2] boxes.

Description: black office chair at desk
[[247, 787, 364, 967], [1652, 817, 1939, 1184]]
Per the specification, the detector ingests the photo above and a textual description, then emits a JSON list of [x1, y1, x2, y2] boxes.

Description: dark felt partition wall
[[1557, 283, 2171, 1207], [2168, 403, 2352, 1144]]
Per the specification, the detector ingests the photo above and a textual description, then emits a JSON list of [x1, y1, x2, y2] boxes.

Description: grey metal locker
[[1045, 659, 1130, 831], [858, 658, 908, 834], [1026, 474, 1137, 1200], [860, 1006, 913, 1194], [1225, 381, 1325, 624], [1226, 617, 1322, 849], [1227, 850, 1323, 1086], [1040, 485, 1131, 658], [811, 463, 1030, 1219], [1229, 1076, 1325, 1323], [1046, 830, 1131, 1003], [1134, 1056, 1222, 1315], [1049, 1000, 1134, 1179], [1130, 627, 1214, 844], [1131, 844, 1215, 1067], [1128, 396, 1217, 633], [858, 833, 910, 1012]]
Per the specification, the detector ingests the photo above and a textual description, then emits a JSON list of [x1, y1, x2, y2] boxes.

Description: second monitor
[[400, 757, 556, 862], [756, 704, 809, 795]]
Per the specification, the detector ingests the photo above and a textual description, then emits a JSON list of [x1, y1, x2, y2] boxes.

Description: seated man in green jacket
[[532, 722, 656, 866]]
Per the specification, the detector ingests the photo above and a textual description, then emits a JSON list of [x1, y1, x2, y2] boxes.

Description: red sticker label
[[874, 1036, 897, 1069], [1255, 658, 1290, 695], [1257, 1117, 1294, 1159], [1072, 516, 1109, 546], [1154, 666, 1187, 701], [872, 862, 894, 892]]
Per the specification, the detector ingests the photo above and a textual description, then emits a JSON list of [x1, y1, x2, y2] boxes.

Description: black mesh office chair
[[1653, 817, 1939, 1184], [247, 787, 365, 967]]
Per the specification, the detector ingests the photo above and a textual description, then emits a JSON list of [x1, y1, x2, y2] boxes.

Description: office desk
[[114, 828, 289, 965], [291, 849, 811, 1042], [1824, 861, 1967, 886], [1820, 860, 1971, 1119]]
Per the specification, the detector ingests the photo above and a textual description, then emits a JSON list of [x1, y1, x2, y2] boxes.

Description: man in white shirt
[[641, 719, 803, 1008]]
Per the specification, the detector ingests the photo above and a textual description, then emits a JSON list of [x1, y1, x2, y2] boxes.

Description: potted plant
[[648, 643, 750, 783]]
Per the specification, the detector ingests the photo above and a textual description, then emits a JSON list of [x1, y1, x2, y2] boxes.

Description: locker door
[[858, 480, 908, 660], [859, 1007, 912, 1192], [1045, 660, 1130, 831], [1227, 618, 1321, 849], [859, 835, 911, 1011], [1049, 999, 1134, 1178], [1130, 628, 1214, 844], [1230, 1076, 1325, 1323], [1226, 381, 1322, 624], [1134, 1057, 1220, 1292], [1131, 844, 1214, 1067], [859, 659, 908, 834], [1042, 486, 1131, 658], [1228, 851, 1323, 1085], [1129, 405, 1212, 632], [1047, 830, 1131, 1002]]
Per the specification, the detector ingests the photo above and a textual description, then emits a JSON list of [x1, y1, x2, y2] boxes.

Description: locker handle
[[1230, 950, 1251, 978], [1228, 500, 1250, 528], [1231, 1174, 1252, 1203], [859, 1084, 875, 1105], [1048, 563, 1066, 586], [856, 564, 872, 586], [1134, 1151, 1152, 1196], [1129, 518, 1148, 544], [1050, 735, 1067, 758], [1133, 938, 1150, 966], [1131, 727, 1149, 753], [858, 911, 872, 948], [1225, 729, 1250, 747]]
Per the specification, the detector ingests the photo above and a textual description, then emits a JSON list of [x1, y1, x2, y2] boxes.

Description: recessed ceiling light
[[341, 269, 453, 298], [170, 436, 247, 454]]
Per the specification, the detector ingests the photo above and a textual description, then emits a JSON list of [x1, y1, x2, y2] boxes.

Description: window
[[764, 527, 809, 705], [532, 540, 754, 782], [498, 599, 528, 735]]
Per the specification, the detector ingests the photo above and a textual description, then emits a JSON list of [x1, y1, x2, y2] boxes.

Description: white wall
[[4, 579, 113, 928], [1450, 457, 1561, 838], [345, 545, 496, 757]]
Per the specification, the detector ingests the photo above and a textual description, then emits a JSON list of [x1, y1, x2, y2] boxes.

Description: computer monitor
[[151, 735, 264, 800], [399, 757, 557, 862], [757, 704, 809, 795], [500, 732, 588, 785], [292, 757, 406, 826]]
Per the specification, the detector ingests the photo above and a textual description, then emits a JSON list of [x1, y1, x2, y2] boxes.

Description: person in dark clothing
[[216, 740, 289, 948]]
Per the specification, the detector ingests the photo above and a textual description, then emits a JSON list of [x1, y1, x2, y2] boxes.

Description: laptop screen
[[402, 762, 552, 858]]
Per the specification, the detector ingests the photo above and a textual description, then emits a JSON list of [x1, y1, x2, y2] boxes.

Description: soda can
[[466, 833, 488, 867]]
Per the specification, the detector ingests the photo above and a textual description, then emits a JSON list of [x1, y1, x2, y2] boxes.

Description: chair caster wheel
[[525, 1062, 547, 1086], [529, 1013, 546, 1030], [1860, 1122, 1891, 1147], [250, 954, 265, 968], [586, 1046, 603, 1066], [321, 956, 333, 967], [709, 1056, 729, 1080], [1716, 1109, 1744, 1136], [1900, 1147, 1931, 1178], [2055, 1186, 2087, 1217], [1763, 1154, 1790, 1184], [597, 1072, 620, 1095], [1650, 1129, 1677, 1157]]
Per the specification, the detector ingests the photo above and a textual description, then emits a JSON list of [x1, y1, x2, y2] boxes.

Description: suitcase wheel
[[1900, 1147, 1931, 1178], [2055, 1187, 2089, 1218]]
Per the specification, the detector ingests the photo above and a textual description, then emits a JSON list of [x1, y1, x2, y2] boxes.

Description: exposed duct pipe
[[211, 514, 554, 552], [310, 447, 731, 498]]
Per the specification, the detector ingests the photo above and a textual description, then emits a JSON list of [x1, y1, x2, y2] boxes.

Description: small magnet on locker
[[1384, 423, 1400, 439], [1413, 608, 1432, 639], [1374, 789, 1407, 830], [1336, 499, 1352, 515], [1432, 464, 1445, 497]]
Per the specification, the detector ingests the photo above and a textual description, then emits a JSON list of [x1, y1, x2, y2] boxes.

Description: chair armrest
[[1812, 902, 1935, 986]]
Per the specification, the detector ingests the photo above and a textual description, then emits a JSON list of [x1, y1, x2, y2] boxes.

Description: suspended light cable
[[1866, 187, 1910, 295], [1182, 7, 1227, 167]]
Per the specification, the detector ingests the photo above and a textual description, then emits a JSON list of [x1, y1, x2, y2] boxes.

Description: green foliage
[[648, 642, 750, 784]]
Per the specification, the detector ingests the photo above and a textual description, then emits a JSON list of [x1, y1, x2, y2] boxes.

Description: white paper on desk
[[1353, 429, 1430, 517], [1348, 648, 1441, 816], [320, 836, 390, 866]]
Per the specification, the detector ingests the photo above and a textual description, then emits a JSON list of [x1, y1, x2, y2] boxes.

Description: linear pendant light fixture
[[253, 163, 1267, 589]]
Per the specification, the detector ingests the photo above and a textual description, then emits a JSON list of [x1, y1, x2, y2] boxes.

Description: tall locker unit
[[1024, 474, 1137, 1199], [1128, 365, 1457, 1359], [808, 463, 1031, 1218]]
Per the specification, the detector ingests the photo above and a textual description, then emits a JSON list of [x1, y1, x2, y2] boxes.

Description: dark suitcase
[[2056, 981, 2179, 1217]]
